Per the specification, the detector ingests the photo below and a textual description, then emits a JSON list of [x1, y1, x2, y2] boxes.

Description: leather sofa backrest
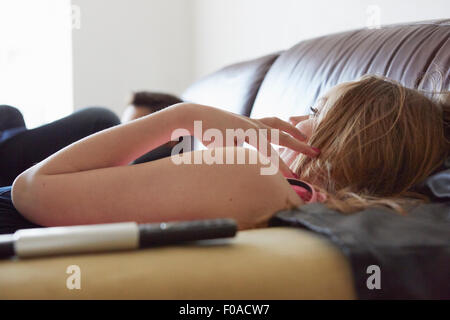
[[251, 19, 450, 119], [182, 53, 279, 116], [182, 20, 449, 121]]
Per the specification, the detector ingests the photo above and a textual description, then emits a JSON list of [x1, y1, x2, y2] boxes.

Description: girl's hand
[[279, 115, 315, 169], [288, 115, 310, 127], [181, 104, 319, 176]]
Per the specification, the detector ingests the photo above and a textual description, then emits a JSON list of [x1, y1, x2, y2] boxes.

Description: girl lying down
[[3, 75, 449, 233]]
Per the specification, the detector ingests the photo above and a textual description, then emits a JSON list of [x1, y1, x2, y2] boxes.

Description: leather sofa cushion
[[0, 227, 355, 299]]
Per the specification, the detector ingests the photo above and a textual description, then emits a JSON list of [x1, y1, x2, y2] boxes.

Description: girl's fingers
[[258, 117, 307, 141], [277, 132, 319, 157], [249, 134, 294, 177], [289, 115, 310, 126], [257, 123, 319, 157], [234, 124, 298, 178], [281, 148, 299, 167], [267, 143, 296, 178], [276, 153, 296, 178]]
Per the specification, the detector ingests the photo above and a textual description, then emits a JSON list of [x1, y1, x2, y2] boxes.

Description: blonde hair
[[293, 75, 450, 214]]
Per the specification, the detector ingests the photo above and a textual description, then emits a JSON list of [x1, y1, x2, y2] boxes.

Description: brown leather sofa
[[0, 19, 448, 299]]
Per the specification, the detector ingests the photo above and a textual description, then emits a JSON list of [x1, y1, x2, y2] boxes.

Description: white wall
[[192, 0, 450, 80], [0, 0, 73, 128], [72, 0, 193, 115]]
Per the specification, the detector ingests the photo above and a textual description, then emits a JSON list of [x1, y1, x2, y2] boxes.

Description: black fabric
[[0, 106, 121, 186], [132, 144, 173, 164], [0, 186, 41, 235], [269, 166, 450, 299], [0, 105, 26, 132], [0, 234, 14, 258]]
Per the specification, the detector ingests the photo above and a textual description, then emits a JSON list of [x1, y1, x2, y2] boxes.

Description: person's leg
[[0, 107, 120, 186], [0, 105, 26, 131]]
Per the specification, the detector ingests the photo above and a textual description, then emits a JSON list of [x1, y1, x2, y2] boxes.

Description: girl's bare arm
[[12, 103, 303, 229]]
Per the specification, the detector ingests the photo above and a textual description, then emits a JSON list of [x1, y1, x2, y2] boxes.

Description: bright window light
[[0, 0, 73, 128]]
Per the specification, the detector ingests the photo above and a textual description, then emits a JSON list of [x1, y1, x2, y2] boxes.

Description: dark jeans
[[0, 105, 120, 186]]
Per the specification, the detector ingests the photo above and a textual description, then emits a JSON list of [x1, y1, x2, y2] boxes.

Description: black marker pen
[[0, 218, 237, 259]]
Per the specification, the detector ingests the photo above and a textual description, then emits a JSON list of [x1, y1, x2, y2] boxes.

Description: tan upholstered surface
[[0, 227, 355, 299]]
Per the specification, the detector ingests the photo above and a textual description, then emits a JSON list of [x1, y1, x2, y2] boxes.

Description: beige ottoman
[[0, 227, 355, 299]]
